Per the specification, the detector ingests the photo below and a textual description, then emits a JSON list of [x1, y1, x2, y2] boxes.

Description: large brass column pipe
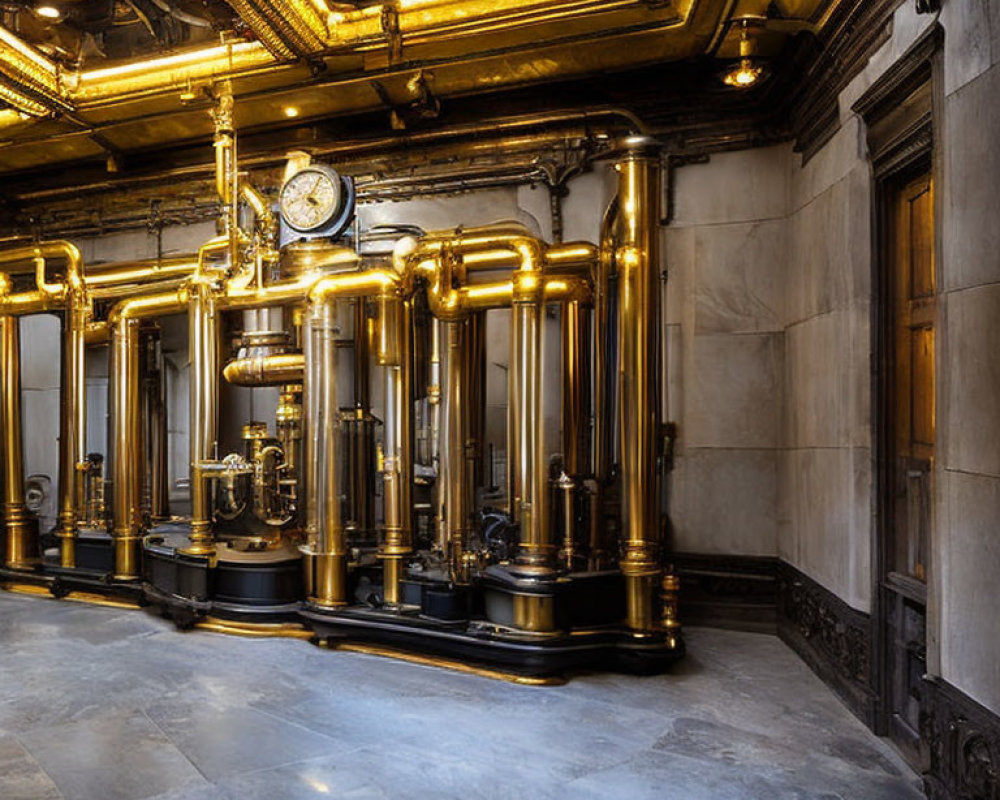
[[615, 139, 663, 635], [440, 318, 472, 579], [107, 291, 185, 577], [377, 291, 413, 604], [0, 241, 85, 568], [0, 315, 35, 569], [185, 266, 222, 557], [301, 269, 400, 608], [507, 240, 553, 575], [591, 195, 619, 569]]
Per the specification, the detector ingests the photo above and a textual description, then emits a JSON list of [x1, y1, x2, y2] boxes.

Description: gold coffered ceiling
[[0, 0, 838, 174]]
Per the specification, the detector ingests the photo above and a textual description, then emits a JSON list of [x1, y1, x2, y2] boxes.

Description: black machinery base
[[301, 605, 684, 677], [136, 527, 684, 677]]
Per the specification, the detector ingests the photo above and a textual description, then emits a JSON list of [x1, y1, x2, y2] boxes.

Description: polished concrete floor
[[0, 590, 923, 800]]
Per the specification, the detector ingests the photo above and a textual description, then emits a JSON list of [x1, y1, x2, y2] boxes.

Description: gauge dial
[[279, 166, 343, 232]]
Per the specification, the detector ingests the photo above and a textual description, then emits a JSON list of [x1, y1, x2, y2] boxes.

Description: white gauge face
[[279, 167, 342, 232]]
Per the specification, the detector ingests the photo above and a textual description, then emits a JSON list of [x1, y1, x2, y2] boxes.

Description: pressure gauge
[[279, 165, 345, 233]]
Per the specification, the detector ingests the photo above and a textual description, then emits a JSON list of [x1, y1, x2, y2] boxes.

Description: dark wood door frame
[[852, 23, 943, 745]]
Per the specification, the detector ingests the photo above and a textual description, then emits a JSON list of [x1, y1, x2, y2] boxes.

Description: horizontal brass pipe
[[15, 109, 643, 205], [223, 353, 305, 386]]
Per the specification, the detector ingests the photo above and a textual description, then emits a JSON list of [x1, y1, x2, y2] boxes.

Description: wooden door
[[883, 169, 934, 767]]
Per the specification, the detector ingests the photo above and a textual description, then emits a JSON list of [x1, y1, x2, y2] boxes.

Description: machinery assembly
[[0, 0, 844, 678], [0, 86, 681, 676]]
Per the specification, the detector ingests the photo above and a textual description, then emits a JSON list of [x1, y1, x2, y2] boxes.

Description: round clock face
[[279, 166, 343, 232]]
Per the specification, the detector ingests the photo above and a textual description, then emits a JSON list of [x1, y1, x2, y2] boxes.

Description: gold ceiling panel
[[0, 0, 841, 174]]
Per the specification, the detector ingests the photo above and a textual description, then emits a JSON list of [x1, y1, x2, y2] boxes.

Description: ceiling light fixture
[[283, 106, 300, 118], [721, 19, 766, 89], [35, 5, 62, 20]]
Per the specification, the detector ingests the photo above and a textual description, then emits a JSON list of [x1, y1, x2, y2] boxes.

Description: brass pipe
[[353, 297, 370, 409], [57, 294, 88, 567], [107, 290, 184, 576], [222, 352, 305, 386], [0, 240, 86, 567], [615, 140, 662, 634], [467, 311, 487, 492], [441, 318, 471, 579], [594, 196, 619, 488], [110, 317, 142, 578], [84, 256, 198, 288], [508, 241, 553, 574], [379, 293, 412, 605], [561, 299, 587, 477], [184, 276, 220, 557], [429, 318, 445, 554], [591, 195, 619, 570], [0, 316, 36, 569], [302, 269, 401, 607]]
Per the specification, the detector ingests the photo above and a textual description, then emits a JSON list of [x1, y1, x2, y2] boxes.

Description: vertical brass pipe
[[428, 318, 445, 555], [56, 293, 88, 567], [111, 317, 142, 578], [509, 244, 552, 572], [184, 280, 219, 556], [615, 140, 662, 634], [466, 311, 487, 491], [561, 299, 587, 478], [441, 319, 471, 578], [304, 297, 346, 606], [379, 293, 412, 604], [591, 197, 619, 569], [151, 332, 169, 519], [1, 316, 37, 569]]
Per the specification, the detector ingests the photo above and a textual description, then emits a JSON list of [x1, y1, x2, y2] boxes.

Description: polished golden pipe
[[428, 318, 445, 554], [0, 241, 86, 566], [441, 318, 471, 579], [107, 290, 184, 575], [149, 334, 169, 520], [594, 195, 619, 489], [615, 141, 662, 634], [56, 296, 88, 567], [110, 317, 142, 578], [303, 297, 345, 606], [379, 294, 413, 604], [301, 269, 401, 607], [184, 277, 220, 557], [0, 316, 37, 569], [84, 256, 199, 288], [508, 243, 553, 575], [222, 353, 305, 386], [561, 299, 587, 478]]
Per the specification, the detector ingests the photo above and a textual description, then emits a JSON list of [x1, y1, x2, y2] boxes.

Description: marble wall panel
[[693, 220, 785, 334], [685, 332, 783, 450], [940, 469, 1000, 714], [942, 283, 1000, 477], [942, 64, 1000, 292], [672, 144, 791, 226], [669, 448, 779, 556]]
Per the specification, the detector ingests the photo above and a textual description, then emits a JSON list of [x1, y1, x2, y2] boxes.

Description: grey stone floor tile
[[143, 701, 349, 782], [0, 735, 63, 799], [18, 709, 207, 800], [0, 592, 925, 800]]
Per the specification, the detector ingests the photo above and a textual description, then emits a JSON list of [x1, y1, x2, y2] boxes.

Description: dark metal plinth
[[300, 604, 684, 677]]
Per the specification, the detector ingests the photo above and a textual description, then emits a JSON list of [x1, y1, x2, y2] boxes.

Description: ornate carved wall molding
[[922, 677, 1000, 800], [673, 553, 778, 634], [776, 562, 877, 727]]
